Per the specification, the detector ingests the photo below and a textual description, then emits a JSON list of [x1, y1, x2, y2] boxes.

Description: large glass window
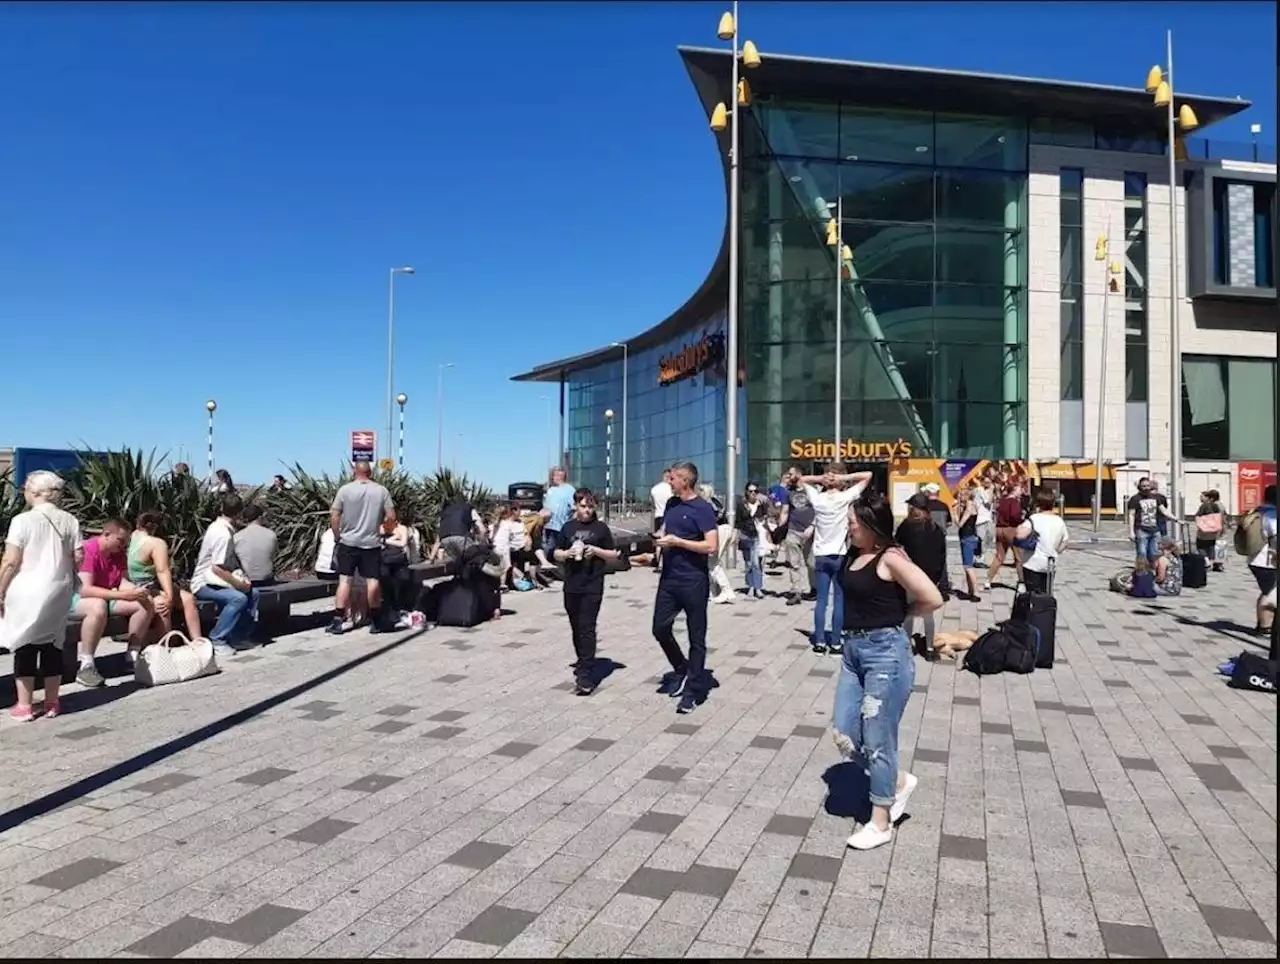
[[1059, 169, 1083, 404], [1124, 171, 1150, 456], [742, 101, 1029, 470], [1182, 355, 1277, 461], [1256, 184, 1275, 288]]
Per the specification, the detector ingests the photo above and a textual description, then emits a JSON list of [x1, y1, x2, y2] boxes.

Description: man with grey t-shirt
[[327, 461, 396, 635]]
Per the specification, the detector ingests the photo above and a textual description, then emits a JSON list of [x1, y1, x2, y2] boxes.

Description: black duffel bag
[[1228, 651, 1277, 694]]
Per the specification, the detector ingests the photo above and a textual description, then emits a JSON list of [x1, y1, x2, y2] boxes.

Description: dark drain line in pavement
[[0, 627, 427, 834]]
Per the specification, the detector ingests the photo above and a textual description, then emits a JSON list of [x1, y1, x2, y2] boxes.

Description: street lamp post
[[1145, 33, 1199, 519], [386, 266, 415, 463], [825, 199, 851, 454], [709, 3, 761, 525], [604, 409, 615, 521], [610, 342, 629, 513], [436, 362, 455, 472], [396, 393, 408, 470], [1091, 225, 1121, 531], [205, 399, 217, 482]]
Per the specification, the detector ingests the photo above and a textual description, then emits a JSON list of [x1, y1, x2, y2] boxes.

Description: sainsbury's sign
[[658, 332, 725, 386]]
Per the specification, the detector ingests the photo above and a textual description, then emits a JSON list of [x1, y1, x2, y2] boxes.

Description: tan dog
[[933, 630, 979, 661]]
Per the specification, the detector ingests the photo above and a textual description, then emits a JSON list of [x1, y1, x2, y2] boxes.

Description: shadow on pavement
[[589, 658, 626, 685], [822, 761, 873, 825], [0, 626, 427, 834]]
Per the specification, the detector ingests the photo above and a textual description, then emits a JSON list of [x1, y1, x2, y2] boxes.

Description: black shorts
[[336, 544, 381, 580]]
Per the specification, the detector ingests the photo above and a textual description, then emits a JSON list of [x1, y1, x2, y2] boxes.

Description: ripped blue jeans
[[831, 625, 915, 807]]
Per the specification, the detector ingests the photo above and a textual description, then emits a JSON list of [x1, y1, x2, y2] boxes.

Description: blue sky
[[2, 1, 1274, 489]]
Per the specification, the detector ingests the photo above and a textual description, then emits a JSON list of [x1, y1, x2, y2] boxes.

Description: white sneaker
[[889, 772, 918, 824], [713, 594, 734, 605], [846, 823, 893, 851]]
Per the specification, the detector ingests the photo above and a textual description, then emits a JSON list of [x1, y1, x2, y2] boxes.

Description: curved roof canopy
[[510, 46, 1251, 384]]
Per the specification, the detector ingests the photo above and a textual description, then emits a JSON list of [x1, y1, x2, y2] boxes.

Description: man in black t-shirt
[[555, 488, 619, 696], [1127, 477, 1174, 562]]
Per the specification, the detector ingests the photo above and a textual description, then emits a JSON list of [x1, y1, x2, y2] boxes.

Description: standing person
[[920, 483, 952, 599], [540, 467, 576, 562], [191, 494, 259, 658], [796, 464, 873, 655], [952, 488, 982, 601], [779, 469, 816, 606], [1247, 484, 1276, 637], [1021, 488, 1069, 593], [0, 471, 82, 721], [985, 484, 1026, 590], [326, 462, 396, 635], [649, 469, 674, 572], [212, 469, 236, 494], [697, 484, 735, 605], [834, 491, 943, 852], [768, 471, 790, 509], [895, 494, 947, 659], [972, 477, 994, 567], [1194, 489, 1226, 572], [554, 489, 619, 695], [1127, 477, 1175, 564], [71, 519, 155, 688], [734, 482, 766, 599], [652, 461, 719, 715]]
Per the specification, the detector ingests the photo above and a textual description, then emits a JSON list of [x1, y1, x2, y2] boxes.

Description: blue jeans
[[195, 585, 259, 646], [1134, 530, 1159, 562], [542, 529, 560, 559], [813, 554, 845, 646], [832, 626, 915, 807], [739, 535, 763, 592]]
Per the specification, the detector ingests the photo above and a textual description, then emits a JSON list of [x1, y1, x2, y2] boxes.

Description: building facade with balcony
[[512, 47, 1277, 516]]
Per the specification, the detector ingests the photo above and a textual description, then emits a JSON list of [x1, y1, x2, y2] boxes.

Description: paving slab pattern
[[0, 538, 1275, 959]]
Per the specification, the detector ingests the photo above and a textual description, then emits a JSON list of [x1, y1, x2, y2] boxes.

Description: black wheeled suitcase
[[426, 576, 499, 627], [1012, 561, 1057, 669], [1180, 523, 1208, 589]]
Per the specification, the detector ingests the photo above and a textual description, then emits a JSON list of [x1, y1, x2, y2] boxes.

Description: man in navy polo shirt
[[653, 460, 720, 714]]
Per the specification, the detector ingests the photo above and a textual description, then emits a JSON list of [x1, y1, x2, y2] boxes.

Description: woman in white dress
[[0, 471, 83, 721]]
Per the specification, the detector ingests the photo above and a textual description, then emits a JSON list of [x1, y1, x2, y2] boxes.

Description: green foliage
[[6, 451, 499, 580]]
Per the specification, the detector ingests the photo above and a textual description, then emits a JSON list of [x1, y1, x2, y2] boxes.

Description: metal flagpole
[[1092, 219, 1114, 531]]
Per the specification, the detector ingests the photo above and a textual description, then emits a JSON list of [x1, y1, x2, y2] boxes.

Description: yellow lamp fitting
[[710, 102, 728, 132], [742, 40, 761, 68], [840, 244, 853, 262], [1108, 260, 1121, 275], [825, 219, 838, 246], [1144, 65, 1163, 93], [1153, 81, 1171, 107], [737, 78, 751, 107], [1178, 103, 1200, 131], [717, 11, 735, 40], [1094, 236, 1108, 261]]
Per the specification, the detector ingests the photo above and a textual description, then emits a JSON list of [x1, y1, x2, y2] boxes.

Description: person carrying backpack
[[1237, 484, 1277, 637]]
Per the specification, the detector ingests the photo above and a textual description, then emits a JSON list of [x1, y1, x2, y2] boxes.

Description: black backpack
[[964, 621, 1040, 675]]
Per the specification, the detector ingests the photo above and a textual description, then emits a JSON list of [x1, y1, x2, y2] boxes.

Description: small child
[[1130, 558, 1157, 598]]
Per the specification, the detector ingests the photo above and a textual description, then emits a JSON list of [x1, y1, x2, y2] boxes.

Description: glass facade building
[[512, 46, 1271, 511]]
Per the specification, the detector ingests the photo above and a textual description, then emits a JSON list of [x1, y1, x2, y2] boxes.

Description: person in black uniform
[[834, 491, 943, 852], [554, 489, 619, 696], [895, 493, 948, 660]]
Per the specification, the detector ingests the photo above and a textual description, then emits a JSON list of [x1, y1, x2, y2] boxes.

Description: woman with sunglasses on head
[[734, 482, 767, 600], [554, 488, 619, 696], [833, 490, 943, 852]]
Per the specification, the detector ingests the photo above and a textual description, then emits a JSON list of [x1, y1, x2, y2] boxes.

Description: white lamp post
[[396, 393, 408, 470], [604, 408, 615, 520], [205, 399, 217, 482], [386, 266, 415, 463]]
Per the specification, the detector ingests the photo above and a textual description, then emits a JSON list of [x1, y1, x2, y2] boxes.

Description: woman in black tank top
[[834, 491, 944, 853]]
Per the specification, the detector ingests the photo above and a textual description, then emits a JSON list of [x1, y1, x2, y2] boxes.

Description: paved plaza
[[0, 533, 1276, 959]]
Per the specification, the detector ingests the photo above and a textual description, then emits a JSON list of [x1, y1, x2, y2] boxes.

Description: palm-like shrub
[[0, 467, 24, 543]]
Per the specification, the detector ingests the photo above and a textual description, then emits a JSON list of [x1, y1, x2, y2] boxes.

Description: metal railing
[[1182, 137, 1277, 165]]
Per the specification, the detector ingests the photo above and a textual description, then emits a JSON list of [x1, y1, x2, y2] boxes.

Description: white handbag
[[134, 631, 219, 687]]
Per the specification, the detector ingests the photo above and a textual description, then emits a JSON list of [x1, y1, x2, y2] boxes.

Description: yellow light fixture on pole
[[840, 244, 853, 262], [1144, 65, 1164, 93], [710, 102, 728, 132], [742, 40, 761, 68], [717, 11, 735, 39], [1094, 235, 1108, 261], [1178, 104, 1200, 131], [825, 218, 838, 246], [1153, 80, 1171, 107], [737, 78, 751, 106]]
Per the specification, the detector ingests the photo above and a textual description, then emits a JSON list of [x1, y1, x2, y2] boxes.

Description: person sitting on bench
[[432, 498, 488, 569], [72, 518, 157, 688], [191, 494, 260, 657], [234, 503, 278, 588], [129, 511, 203, 645]]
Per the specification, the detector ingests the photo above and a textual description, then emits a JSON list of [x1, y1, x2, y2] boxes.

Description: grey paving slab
[[0, 553, 1273, 961]]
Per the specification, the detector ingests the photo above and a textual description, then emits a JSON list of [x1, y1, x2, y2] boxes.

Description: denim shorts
[[959, 536, 980, 568]]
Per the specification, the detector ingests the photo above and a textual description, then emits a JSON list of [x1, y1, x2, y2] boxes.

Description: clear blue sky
[[3, 1, 1274, 489]]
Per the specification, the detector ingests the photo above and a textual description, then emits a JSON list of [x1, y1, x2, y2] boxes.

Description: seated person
[[492, 506, 536, 590], [190, 494, 259, 657], [72, 518, 157, 688], [234, 504, 278, 588], [431, 498, 487, 564], [380, 516, 418, 616], [1111, 558, 1159, 597], [1153, 538, 1183, 596], [129, 511, 203, 644]]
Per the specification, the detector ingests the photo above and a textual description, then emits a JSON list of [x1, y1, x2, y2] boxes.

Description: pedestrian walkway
[[0, 547, 1274, 958]]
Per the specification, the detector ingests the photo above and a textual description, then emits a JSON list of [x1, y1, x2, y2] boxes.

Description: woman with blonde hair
[[0, 471, 83, 721]]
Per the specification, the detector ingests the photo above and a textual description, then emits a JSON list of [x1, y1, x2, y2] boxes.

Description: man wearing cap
[[920, 483, 953, 599]]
